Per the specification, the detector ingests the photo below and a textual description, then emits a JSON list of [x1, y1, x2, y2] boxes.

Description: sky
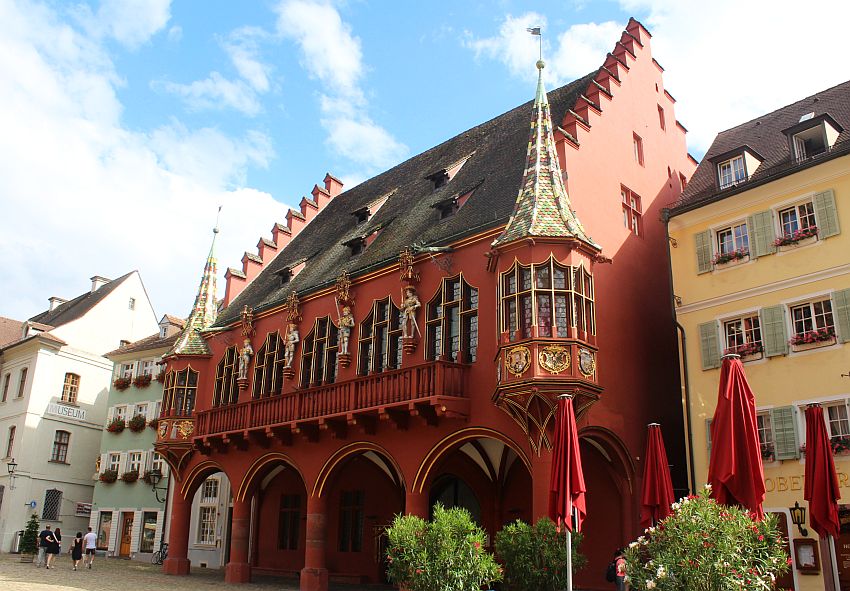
[[2, 0, 850, 324]]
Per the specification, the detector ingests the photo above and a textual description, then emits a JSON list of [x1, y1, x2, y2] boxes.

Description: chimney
[[48, 297, 67, 311], [90, 276, 111, 293]]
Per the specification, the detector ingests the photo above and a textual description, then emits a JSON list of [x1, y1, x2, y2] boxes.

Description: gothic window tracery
[[426, 275, 478, 362], [358, 298, 403, 374], [252, 332, 286, 398], [213, 346, 239, 406], [300, 317, 339, 387]]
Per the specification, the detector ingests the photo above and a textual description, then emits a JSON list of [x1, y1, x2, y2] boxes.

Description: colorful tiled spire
[[168, 214, 220, 356], [493, 60, 598, 249]]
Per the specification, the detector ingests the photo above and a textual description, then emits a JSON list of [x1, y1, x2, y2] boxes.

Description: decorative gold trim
[[313, 441, 405, 498], [538, 344, 570, 374], [578, 348, 596, 376], [505, 345, 531, 376]]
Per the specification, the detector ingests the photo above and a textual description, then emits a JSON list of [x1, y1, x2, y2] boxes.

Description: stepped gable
[[214, 72, 596, 327], [675, 79, 850, 211], [28, 272, 134, 328]]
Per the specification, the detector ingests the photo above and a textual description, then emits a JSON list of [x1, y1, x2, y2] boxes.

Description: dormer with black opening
[[782, 113, 843, 163], [708, 145, 764, 191]]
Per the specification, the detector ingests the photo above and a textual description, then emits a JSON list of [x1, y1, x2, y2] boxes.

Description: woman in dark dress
[[71, 532, 83, 570], [46, 528, 61, 568]]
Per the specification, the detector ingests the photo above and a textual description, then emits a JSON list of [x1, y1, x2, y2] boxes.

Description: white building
[[0, 273, 158, 552]]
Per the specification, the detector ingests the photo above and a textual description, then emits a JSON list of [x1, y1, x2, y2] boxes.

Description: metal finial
[[213, 205, 222, 234]]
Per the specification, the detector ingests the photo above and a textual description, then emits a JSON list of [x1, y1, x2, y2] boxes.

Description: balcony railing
[[195, 360, 467, 437]]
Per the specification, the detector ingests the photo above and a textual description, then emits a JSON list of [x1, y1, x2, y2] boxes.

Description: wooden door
[[768, 511, 795, 590], [119, 513, 134, 557]]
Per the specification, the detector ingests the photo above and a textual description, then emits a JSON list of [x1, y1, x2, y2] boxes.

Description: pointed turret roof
[[167, 222, 220, 356], [493, 60, 598, 249]]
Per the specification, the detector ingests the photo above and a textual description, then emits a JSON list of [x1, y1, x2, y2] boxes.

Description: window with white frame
[[723, 315, 763, 355], [717, 155, 746, 189], [151, 453, 165, 475], [197, 478, 219, 545], [716, 222, 749, 255], [621, 186, 642, 236], [825, 403, 850, 450], [50, 430, 70, 463], [140, 361, 156, 376], [127, 452, 142, 473], [778, 202, 816, 239], [119, 363, 135, 379], [756, 413, 775, 460], [128, 298, 136, 310], [135, 403, 148, 419], [790, 299, 835, 338], [107, 453, 121, 472], [114, 405, 127, 422]]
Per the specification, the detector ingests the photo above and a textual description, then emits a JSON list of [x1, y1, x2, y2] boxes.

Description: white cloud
[[167, 25, 182, 42], [0, 0, 287, 321], [76, 0, 172, 49], [156, 73, 263, 116], [223, 26, 272, 92], [275, 0, 406, 173]]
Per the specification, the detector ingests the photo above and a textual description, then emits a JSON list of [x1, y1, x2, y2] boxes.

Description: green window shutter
[[770, 406, 800, 460], [760, 305, 788, 357], [706, 418, 713, 458], [832, 288, 850, 343], [699, 321, 721, 370], [749, 211, 776, 258], [694, 230, 713, 274], [814, 189, 840, 238]]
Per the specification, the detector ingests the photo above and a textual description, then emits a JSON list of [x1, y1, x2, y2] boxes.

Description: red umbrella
[[640, 423, 675, 529], [548, 394, 586, 532], [707, 356, 765, 518], [804, 403, 841, 538]]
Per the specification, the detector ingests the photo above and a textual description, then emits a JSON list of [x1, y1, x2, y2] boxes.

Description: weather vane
[[526, 26, 542, 61]]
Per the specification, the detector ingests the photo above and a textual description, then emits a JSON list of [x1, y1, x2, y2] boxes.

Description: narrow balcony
[[194, 360, 469, 446]]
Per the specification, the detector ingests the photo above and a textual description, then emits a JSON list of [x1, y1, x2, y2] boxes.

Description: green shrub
[[20, 514, 40, 555], [385, 504, 502, 591], [495, 517, 587, 591], [624, 485, 790, 590]]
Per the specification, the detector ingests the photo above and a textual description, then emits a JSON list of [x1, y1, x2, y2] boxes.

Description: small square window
[[128, 298, 135, 310], [717, 155, 746, 189]]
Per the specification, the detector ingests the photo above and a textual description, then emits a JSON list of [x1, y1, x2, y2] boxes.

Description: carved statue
[[238, 338, 253, 380], [338, 306, 355, 355], [401, 287, 421, 338], [284, 323, 300, 368]]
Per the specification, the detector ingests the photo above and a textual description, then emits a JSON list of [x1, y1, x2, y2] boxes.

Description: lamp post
[[790, 501, 809, 536], [7, 458, 17, 490], [148, 469, 167, 504]]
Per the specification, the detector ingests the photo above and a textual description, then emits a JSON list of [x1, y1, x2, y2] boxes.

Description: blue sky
[[2, 0, 849, 324]]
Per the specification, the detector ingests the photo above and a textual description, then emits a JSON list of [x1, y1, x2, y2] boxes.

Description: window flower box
[[106, 418, 126, 433], [832, 436, 850, 456], [156, 370, 166, 383], [113, 377, 131, 391], [789, 328, 836, 352], [133, 373, 152, 388], [774, 226, 818, 249], [713, 249, 749, 268], [99, 469, 118, 483], [723, 342, 764, 362], [148, 418, 159, 431], [761, 445, 775, 463], [121, 470, 139, 483], [127, 414, 147, 433]]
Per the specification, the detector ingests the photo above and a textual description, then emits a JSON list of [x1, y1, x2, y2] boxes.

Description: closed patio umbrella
[[804, 403, 841, 538], [640, 423, 675, 529]]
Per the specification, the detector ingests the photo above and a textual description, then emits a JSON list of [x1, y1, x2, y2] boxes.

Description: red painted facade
[[155, 19, 696, 591]]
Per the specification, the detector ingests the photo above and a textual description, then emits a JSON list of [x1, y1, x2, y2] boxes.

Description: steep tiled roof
[[215, 72, 595, 327], [28, 272, 135, 328], [162, 315, 186, 327], [671, 79, 850, 215], [0, 316, 24, 348], [0, 331, 67, 354], [107, 331, 180, 358], [167, 229, 219, 356]]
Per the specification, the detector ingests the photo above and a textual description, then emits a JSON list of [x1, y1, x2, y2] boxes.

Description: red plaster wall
[[255, 468, 307, 574]]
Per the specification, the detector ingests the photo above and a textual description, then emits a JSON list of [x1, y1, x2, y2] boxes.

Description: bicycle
[[152, 542, 168, 565]]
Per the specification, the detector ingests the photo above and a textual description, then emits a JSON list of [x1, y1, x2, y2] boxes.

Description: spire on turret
[[493, 59, 599, 249], [168, 208, 221, 356]]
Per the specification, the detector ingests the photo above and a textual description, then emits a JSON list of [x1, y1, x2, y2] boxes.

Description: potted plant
[[789, 327, 836, 351], [106, 417, 126, 433], [385, 504, 502, 591], [712, 248, 749, 267], [155, 370, 166, 383], [495, 517, 587, 591], [761, 444, 775, 462], [148, 418, 159, 431], [142, 468, 162, 485], [121, 470, 139, 483], [19, 514, 40, 562], [128, 414, 147, 433], [774, 225, 818, 248], [831, 435, 850, 456], [133, 373, 152, 388], [113, 377, 131, 391], [99, 469, 118, 483], [723, 341, 764, 361], [624, 485, 789, 590]]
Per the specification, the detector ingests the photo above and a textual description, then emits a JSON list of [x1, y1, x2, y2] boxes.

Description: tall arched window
[[500, 258, 595, 340], [162, 367, 198, 417], [253, 332, 287, 398], [358, 298, 402, 375], [426, 276, 478, 362], [61, 373, 80, 404], [213, 347, 238, 406], [301, 317, 338, 387]]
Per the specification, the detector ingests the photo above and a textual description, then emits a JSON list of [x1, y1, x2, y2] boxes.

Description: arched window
[[301, 317, 338, 387], [500, 258, 595, 340], [426, 276, 478, 362], [429, 475, 481, 524], [358, 298, 402, 375], [61, 373, 80, 404], [253, 332, 286, 399], [213, 347, 238, 406], [162, 367, 198, 417]]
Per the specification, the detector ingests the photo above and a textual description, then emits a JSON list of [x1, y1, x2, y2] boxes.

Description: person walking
[[37, 524, 53, 567], [614, 548, 627, 591], [70, 532, 83, 570], [46, 527, 61, 569], [82, 527, 97, 569]]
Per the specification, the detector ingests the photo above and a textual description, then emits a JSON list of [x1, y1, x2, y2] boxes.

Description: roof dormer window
[[783, 113, 843, 163], [345, 237, 366, 256], [710, 146, 763, 191]]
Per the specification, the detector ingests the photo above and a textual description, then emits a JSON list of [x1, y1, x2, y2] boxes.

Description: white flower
[[629, 541, 639, 549], [671, 502, 680, 510], [646, 579, 657, 589], [637, 536, 646, 545], [705, 483, 712, 491], [656, 565, 667, 578]]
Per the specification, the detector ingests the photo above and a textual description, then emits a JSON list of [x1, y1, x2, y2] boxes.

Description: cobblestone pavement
[[0, 555, 388, 591]]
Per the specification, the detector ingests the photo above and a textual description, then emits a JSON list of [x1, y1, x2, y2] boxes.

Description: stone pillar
[[405, 489, 429, 519], [225, 496, 252, 583], [163, 492, 191, 575], [531, 450, 553, 521], [300, 494, 329, 591]]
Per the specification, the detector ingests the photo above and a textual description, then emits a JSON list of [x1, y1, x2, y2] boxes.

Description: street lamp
[[6, 458, 17, 490], [789, 501, 809, 536], [148, 469, 167, 503]]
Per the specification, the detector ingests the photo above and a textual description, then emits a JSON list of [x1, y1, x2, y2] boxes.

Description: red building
[[156, 19, 696, 591]]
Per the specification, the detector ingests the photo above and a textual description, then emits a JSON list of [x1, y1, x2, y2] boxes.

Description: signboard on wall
[[46, 403, 87, 422], [75, 503, 92, 517]]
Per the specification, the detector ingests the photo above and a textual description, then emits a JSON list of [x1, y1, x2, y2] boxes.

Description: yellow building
[[667, 81, 850, 591]]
